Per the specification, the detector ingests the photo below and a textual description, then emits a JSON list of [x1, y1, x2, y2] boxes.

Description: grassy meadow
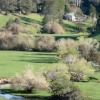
[[0, 13, 99, 41], [0, 51, 58, 77], [0, 13, 100, 100], [0, 51, 100, 100]]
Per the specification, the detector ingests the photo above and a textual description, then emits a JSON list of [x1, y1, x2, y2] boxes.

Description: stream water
[[0, 93, 45, 100], [0, 93, 24, 100]]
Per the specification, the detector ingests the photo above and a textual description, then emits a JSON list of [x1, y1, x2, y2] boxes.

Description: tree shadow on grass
[[64, 23, 77, 32], [88, 32, 100, 41], [12, 52, 59, 63], [20, 16, 41, 25], [13, 14, 41, 25], [25, 52, 57, 56], [55, 35, 78, 40], [0, 89, 49, 100], [13, 57, 59, 63]]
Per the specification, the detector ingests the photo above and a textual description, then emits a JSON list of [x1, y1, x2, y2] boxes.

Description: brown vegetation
[[43, 21, 65, 34], [11, 69, 49, 93], [34, 36, 56, 51]]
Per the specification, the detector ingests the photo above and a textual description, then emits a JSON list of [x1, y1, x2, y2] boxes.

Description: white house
[[63, 12, 76, 22]]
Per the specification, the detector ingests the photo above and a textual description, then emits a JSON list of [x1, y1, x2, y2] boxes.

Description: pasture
[[0, 51, 58, 77], [0, 51, 100, 100], [0, 13, 100, 100]]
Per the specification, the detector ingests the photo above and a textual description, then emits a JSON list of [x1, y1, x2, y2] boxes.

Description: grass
[[89, 32, 100, 41], [76, 81, 100, 100], [0, 51, 100, 100], [0, 13, 43, 26], [0, 13, 100, 100], [0, 51, 58, 77], [0, 14, 16, 26], [0, 13, 99, 40], [0, 89, 51, 100], [0, 13, 89, 37]]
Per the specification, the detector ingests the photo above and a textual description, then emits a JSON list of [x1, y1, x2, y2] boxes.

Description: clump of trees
[[56, 38, 96, 81], [44, 63, 89, 100]]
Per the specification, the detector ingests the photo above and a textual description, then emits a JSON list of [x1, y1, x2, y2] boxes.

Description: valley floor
[[0, 51, 100, 100]]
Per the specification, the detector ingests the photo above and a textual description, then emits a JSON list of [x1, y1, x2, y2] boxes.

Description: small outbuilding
[[63, 12, 76, 22]]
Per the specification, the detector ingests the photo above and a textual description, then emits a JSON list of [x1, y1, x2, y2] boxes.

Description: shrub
[[0, 32, 15, 49], [11, 69, 48, 93], [78, 44, 91, 60], [14, 18, 21, 24], [14, 35, 34, 51], [69, 58, 94, 81], [44, 63, 88, 100], [0, 32, 34, 50], [78, 37, 100, 61], [6, 23, 24, 34], [44, 63, 70, 95], [78, 37, 99, 50], [6, 19, 14, 27], [34, 36, 56, 51], [43, 21, 65, 34], [90, 49, 100, 66], [50, 86, 89, 100], [42, 15, 52, 25], [56, 38, 78, 58]]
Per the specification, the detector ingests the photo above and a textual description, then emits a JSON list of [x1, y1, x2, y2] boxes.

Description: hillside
[[0, 13, 99, 41], [0, 0, 100, 100]]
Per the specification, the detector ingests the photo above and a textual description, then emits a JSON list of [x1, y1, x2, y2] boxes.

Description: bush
[[69, 58, 94, 81], [78, 44, 91, 60], [56, 38, 77, 58], [42, 15, 52, 25], [44, 63, 70, 95], [11, 69, 48, 93], [6, 19, 14, 27], [0, 32, 15, 49], [50, 86, 89, 100], [43, 21, 65, 34], [6, 23, 25, 34], [44, 63, 88, 100], [0, 32, 34, 50], [5, 18, 26, 34], [14, 18, 21, 24], [14, 35, 34, 51], [34, 36, 56, 51], [78, 37, 100, 61]]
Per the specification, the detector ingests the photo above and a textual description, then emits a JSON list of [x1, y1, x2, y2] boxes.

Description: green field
[[0, 13, 99, 41], [0, 51, 58, 77], [0, 13, 100, 100], [0, 51, 100, 100]]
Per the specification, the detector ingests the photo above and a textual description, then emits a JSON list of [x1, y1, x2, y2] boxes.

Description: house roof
[[65, 12, 75, 16]]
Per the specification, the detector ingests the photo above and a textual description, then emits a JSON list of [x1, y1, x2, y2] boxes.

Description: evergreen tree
[[42, 0, 65, 19], [96, 15, 100, 31], [18, 0, 33, 14], [89, 4, 97, 17]]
